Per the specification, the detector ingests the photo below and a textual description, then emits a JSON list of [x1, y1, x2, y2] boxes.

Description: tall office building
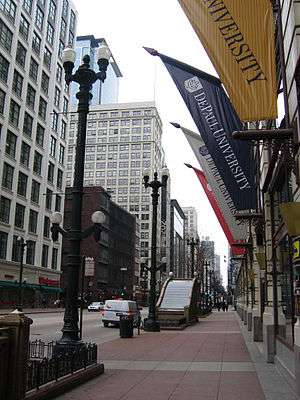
[[0, 0, 77, 308], [214, 254, 221, 281], [70, 35, 122, 106], [66, 101, 169, 284], [170, 200, 186, 278], [182, 207, 198, 238]]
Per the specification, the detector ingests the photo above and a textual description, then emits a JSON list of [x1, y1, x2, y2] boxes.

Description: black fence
[[26, 342, 97, 392]]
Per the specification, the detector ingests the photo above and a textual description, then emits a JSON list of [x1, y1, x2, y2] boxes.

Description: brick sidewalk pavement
[[55, 311, 297, 400]]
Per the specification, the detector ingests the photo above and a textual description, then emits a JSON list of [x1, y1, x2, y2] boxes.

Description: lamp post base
[[143, 318, 160, 332]]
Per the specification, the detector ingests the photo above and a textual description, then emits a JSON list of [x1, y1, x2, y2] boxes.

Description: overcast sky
[[72, 0, 229, 282]]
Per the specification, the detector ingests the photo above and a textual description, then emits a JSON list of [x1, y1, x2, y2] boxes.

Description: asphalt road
[[29, 309, 147, 345]]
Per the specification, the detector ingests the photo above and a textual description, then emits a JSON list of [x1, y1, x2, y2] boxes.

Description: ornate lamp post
[[187, 237, 199, 278], [49, 45, 110, 353], [16, 236, 27, 312], [143, 169, 169, 332]]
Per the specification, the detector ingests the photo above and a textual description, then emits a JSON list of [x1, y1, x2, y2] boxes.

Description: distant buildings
[[0, 0, 77, 308], [170, 200, 186, 277], [61, 186, 137, 300]]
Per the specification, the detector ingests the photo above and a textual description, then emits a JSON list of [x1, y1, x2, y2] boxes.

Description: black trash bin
[[119, 314, 134, 338]]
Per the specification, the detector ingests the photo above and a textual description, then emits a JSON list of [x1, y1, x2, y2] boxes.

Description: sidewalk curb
[[0, 309, 65, 316]]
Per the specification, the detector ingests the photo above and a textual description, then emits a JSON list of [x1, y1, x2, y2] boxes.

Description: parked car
[[102, 300, 141, 327], [87, 301, 104, 312]]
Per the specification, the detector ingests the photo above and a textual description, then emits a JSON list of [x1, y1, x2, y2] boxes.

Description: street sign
[[85, 257, 95, 276]]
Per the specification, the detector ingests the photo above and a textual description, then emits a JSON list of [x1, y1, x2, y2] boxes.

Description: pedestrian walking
[[222, 301, 226, 312], [217, 302, 221, 312]]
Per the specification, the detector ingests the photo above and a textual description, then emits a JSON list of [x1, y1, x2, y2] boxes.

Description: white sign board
[[85, 257, 95, 277]]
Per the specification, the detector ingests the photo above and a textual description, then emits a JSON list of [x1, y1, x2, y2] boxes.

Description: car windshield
[[91, 302, 101, 306]]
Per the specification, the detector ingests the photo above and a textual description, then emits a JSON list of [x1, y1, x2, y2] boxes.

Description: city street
[[29, 308, 148, 344]]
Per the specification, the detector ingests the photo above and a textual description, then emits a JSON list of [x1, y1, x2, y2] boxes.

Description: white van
[[102, 300, 140, 327]]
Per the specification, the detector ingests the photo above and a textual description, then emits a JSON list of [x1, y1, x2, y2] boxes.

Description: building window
[[23, 112, 33, 137], [57, 169, 63, 189], [23, 0, 33, 14], [61, 120, 66, 140], [47, 161, 54, 183], [31, 179, 40, 203], [19, 14, 30, 40], [16, 42, 27, 68], [54, 86, 60, 107], [51, 247, 58, 270], [32, 31, 41, 55], [29, 57, 39, 82], [59, 144, 65, 164], [0, 88, 5, 114], [36, 123, 44, 147], [43, 47, 52, 69], [38, 97, 47, 120], [14, 203, 25, 228], [43, 215, 50, 237], [26, 84, 36, 109], [0, 196, 10, 223], [46, 22, 54, 45], [45, 188, 52, 210], [12, 236, 21, 262], [62, 0, 69, 17], [28, 209, 38, 233], [5, 130, 17, 158], [0, 54, 9, 82], [56, 63, 62, 83], [33, 151, 42, 175], [17, 172, 28, 197], [2, 163, 13, 190], [68, 31, 74, 46], [9, 100, 20, 127], [49, 0, 56, 21], [26, 240, 35, 265], [41, 71, 49, 94], [41, 244, 48, 267], [20, 141, 30, 167], [0, 19, 13, 52], [60, 19, 66, 39], [52, 111, 59, 132], [0, 231, 8, 259], [35, 6, 44, 30], [50, 136, 56, 157], [63, 97, 68, 115], [55, 194, 61, 211], [0, 0, 16, 21]]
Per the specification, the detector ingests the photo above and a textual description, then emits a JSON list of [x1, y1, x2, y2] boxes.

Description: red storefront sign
[[39, 277, 60, 287]]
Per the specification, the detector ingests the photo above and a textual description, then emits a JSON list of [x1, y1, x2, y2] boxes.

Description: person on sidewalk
[[217, 302, 221, 312]]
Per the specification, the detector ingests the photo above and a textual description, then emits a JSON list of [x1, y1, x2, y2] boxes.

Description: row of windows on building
[[70, 119, 153, 131], [1, 0, 76, 60], [1, 162, 63, 209], [72, 127, 153, 137], [0, 194, 61, 231], [3, 128, 65, 166], [72, 109, 154, 121], [68, 135, 154, 146], [0, 230, 58, 269]]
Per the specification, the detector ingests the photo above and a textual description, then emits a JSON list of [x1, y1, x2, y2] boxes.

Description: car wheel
[[103, 321, 109, 327]]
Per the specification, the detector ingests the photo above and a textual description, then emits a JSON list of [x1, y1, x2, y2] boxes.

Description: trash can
[[119, 314, 134, 338]]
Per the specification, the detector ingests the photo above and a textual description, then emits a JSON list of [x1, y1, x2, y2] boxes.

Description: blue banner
[[155, 51, 255, 210]]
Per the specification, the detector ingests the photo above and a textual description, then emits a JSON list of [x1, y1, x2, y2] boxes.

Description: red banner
[[191, 165, 245, 255], [39, 277, 60, 287]]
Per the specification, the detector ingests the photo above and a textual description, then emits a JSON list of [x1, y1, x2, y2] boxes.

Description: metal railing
[[0, 328, 10, 400], [26, 342, 97, 392]]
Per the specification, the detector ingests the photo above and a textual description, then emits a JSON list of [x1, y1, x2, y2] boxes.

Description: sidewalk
[[54, 311, 299, 400], [0, 307, 65, 315]]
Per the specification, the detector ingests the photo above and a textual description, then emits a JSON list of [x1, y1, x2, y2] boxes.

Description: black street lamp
[[143, 169, 169, 332], [187, 238, 199, 278], [16, 236, 27, 312], [49, 45, 110, 353]]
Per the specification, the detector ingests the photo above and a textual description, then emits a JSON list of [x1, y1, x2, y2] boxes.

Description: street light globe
[[97, 45, 111, 62], [17, 236, 23, 242], [50, 212, 63, 225], [62, 47, 76, 64], [141, 257, 147, 264], [169, 271, 174, 278], [91, 210, 105, 224], [143, 169, 151, 178], [161, 167, 169, 177], [161, 257, 167, 263]]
